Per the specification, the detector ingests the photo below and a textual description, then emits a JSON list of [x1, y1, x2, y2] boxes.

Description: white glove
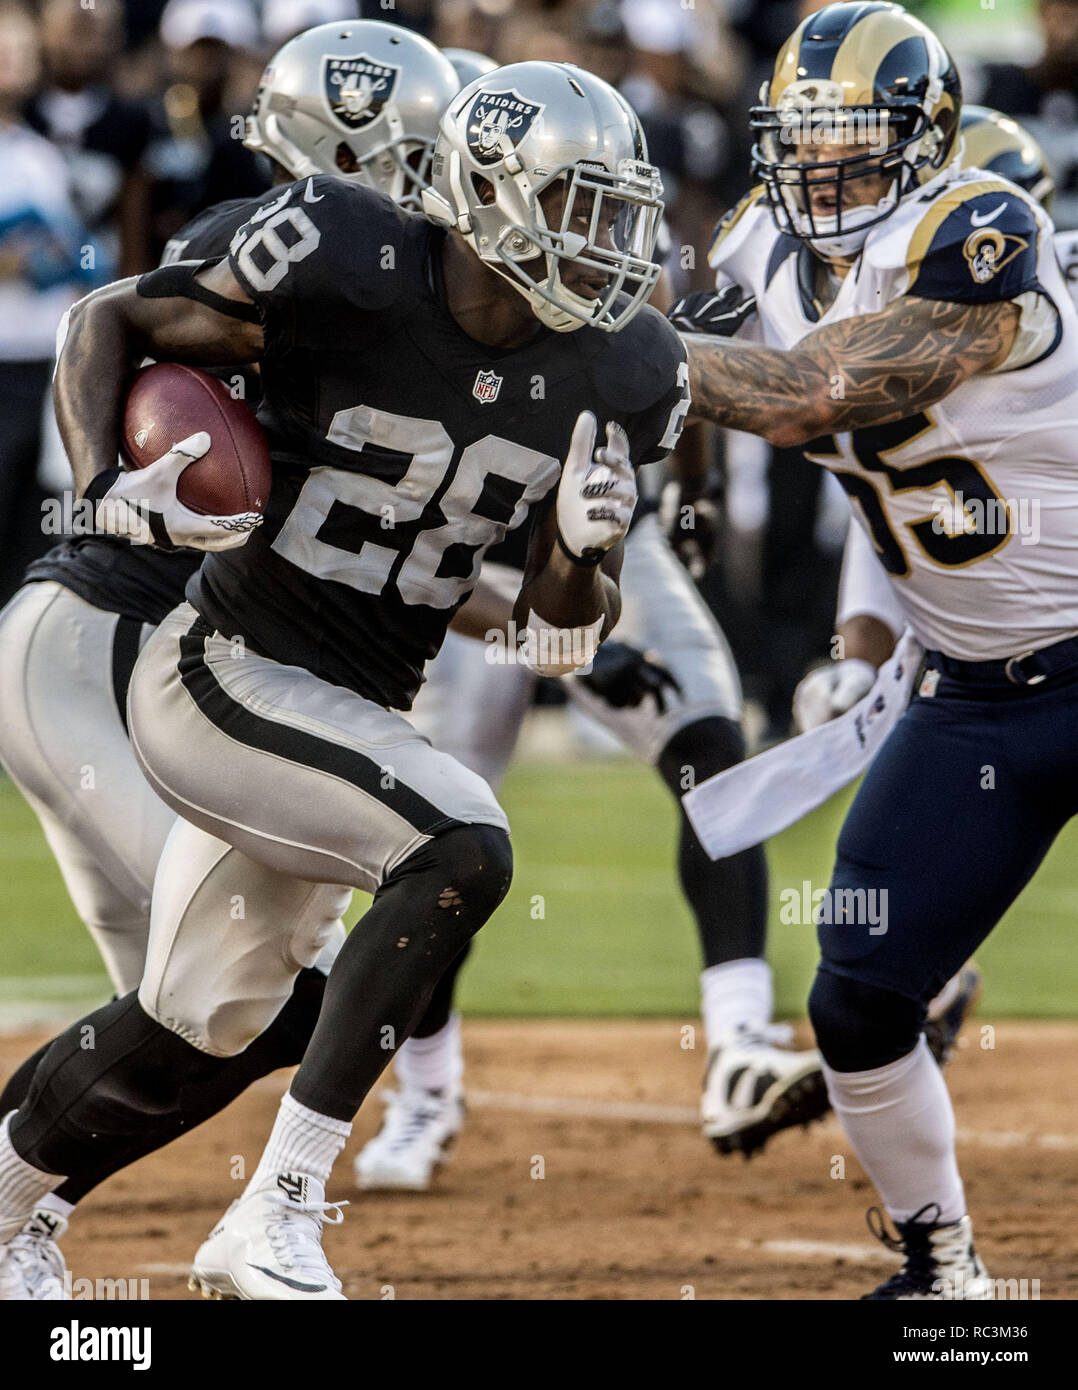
[[86, 432, 263, 552], [792, 658, 877, 733], [555, 411, 637, 564]]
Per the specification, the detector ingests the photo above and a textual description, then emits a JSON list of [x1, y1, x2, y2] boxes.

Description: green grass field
[[2, 761, 1075, 1019]]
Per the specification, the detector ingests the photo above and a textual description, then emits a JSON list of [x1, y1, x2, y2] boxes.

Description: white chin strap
[[799, 194, 897, 258], [527, 272, 600, 333]]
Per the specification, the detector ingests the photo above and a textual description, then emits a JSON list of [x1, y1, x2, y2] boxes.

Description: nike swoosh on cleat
[[247, 1263, 327, 1293], [970, 202, 1007, 227], [304, 178, 324, 203]]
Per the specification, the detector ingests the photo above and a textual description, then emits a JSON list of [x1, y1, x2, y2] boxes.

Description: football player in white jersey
[[789, 106, 1062, 1058], [798, 103, 1067, 731], [680, 1, 1078, 1298]]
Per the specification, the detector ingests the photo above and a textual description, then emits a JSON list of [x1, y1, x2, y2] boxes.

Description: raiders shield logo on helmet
[[473, 369, 503, 403], [466, 89, 544, 166], [324, 54, 400, 130]]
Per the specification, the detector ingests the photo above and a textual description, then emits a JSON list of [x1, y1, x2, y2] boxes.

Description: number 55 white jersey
[[711, 165, 1078, 662]]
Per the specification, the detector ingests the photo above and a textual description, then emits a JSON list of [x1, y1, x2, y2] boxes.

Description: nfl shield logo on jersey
[[467, 90, 545, 166], [473, 369, 502, 403], [324, 54, 400, 130]]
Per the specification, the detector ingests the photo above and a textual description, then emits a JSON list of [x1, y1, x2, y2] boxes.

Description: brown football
[[121, 362, 271, 517]]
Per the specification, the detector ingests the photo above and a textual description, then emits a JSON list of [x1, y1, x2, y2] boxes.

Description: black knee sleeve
[[808, 970, 926, 1072], [50, 968, 328, 1206], [413, 943, 472, 1038], [0, 1037, 52, 1116], [395, 821, 514, 922], [290, 823, 511, 1120], [657, 715, 747, 791], [656, 716, 768, 967], [10, 993, 225, 1178]]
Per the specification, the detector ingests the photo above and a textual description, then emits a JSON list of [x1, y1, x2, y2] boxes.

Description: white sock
[[247, 1093, 351, 1192], [0, 1113, 65, 1238], [36, 1191, 75, 1220], [396, 1014, 464, 1094], [822, 1036, 966, 1225], [700, 959, 773, 1051]]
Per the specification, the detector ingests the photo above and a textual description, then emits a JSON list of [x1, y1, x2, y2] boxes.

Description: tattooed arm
[[685, 294, 1020, 447]]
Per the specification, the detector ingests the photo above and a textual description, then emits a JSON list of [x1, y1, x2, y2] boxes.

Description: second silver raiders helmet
[[245, 20, 460, 210], [422, 61, 664, 333]]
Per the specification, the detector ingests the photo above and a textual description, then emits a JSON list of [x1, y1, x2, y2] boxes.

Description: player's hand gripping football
[[556, 411, 637, 565], [86, 432, 263, 552], [792, 658, 877, 732]]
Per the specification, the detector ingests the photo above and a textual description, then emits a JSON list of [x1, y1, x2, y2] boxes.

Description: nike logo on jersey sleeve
[[970, 202, 1007, 227]]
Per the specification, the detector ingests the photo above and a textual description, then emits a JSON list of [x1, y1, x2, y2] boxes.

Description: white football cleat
[[3, 1207, 70, 1300], [702, 1030, 830, 1159], [353, 1086, 464, 1192], [863, 1207, 992, 1299], [0, 1245, 30, 1301], [189, 1172, 346, 1301]]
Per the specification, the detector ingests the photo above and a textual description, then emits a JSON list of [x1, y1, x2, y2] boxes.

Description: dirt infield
[[3, 1019, 1075, 1300]]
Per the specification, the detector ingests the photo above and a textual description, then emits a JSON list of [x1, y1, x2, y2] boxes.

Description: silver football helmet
[[442, 48, 498, 88], [245, 20, 461, 211], [422, 62, 664, 333]]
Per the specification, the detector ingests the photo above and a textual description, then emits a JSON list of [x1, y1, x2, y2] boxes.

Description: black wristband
[[556, 528, 604, 568], [81, 467, 121, 504]]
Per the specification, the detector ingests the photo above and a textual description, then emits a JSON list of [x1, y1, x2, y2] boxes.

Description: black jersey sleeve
[[161, 197, 256, 264], [225, 176, 412, 351], [624, 313, 691, 468]]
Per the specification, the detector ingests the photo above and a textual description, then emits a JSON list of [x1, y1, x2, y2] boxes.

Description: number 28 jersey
[[189, 176, 689, 709], [711, 167, 1078, 662]]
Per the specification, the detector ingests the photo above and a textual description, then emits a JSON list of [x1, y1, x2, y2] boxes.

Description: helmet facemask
[[248, 96, 437, 212], [752, 81, 952, 258], [330, 129, 436, 212], [469, 158, 663, 333]]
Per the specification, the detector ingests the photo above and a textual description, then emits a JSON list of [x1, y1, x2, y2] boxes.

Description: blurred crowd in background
[[1, 0, 1075, 739]]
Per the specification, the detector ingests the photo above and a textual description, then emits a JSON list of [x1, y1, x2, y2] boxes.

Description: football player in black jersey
[[0, 20, 462, 1301], [0, 60, 689, 1300]]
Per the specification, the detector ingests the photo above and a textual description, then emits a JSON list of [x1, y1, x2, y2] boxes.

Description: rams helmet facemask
[[960, 105, 1055, 213], [751, 2, 961, 258], [422, 61, 663, 334], [245, 20, 461, 212]]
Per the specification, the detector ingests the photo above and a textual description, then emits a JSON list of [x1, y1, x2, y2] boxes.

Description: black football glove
[[659, 479, 720, 581], [576, 640, 682, 713], [667, 284, 756, 337]]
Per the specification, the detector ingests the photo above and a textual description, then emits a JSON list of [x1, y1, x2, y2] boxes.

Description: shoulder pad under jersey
[[864, 171, 1043, 303]]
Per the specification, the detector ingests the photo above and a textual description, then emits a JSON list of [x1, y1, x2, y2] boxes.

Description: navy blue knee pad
[[809, 969, 926, 1072]]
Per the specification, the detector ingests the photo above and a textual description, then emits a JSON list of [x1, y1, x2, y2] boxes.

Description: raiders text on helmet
[[422, 61, 664, 333], [751, 2, 961, 258], [245, 20, 460, 211]]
